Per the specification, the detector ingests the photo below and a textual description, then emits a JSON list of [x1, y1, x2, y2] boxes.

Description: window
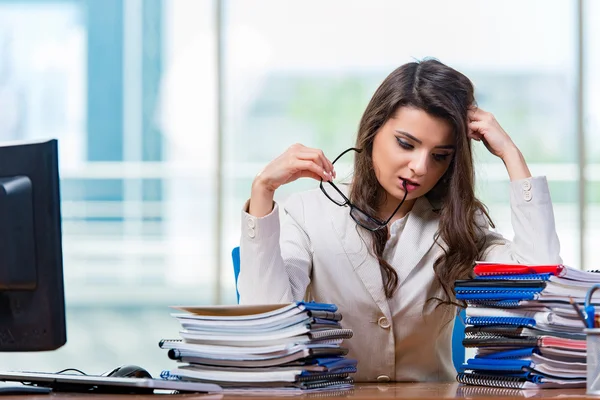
[[585, 0, 600, 268], [0, 0, 592, 375]]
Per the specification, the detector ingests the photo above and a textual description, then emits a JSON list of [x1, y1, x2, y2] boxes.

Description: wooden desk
[[0, 383, 591, 400]]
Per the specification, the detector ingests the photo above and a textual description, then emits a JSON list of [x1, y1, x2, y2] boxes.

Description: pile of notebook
[[454, 262, 600, 390], [158, 302, 356, 394]]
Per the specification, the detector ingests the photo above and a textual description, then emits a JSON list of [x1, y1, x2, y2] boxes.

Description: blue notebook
[[463, 359, 585, 381], [464, 358, 532, 372], [474, 273, 553, 281], [464, 316, 536, 327], [475, 347, 536, 359], [456, 292, 539, 301], [454, 276, 545, 301]]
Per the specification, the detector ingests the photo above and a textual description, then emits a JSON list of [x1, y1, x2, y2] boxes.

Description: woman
[[237, 59, 561, 382]]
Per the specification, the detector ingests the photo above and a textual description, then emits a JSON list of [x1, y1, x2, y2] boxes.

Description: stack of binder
[[454, 262, 600, 389], [159, 302, 356, 394]]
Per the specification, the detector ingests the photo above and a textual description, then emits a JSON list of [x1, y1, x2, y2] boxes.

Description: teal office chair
[[230, 246, 465, 371]]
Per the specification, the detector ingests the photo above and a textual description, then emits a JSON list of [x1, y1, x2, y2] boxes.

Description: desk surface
[[1, 383, 591, 400]]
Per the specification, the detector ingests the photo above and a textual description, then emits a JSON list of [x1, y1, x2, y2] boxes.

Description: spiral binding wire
[[465, 299, 522, 308], [456, 385, 527, 397], [456, 372, 526, 389], [474, 273, 552, 281], [300, 378, 354, 390], [297, 373, 350, 382], [310, 329, 353, 340], [465, 332, 516, 339], [455, 287, 542, 294]]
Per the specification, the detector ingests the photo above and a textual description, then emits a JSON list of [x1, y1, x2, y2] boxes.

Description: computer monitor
[[0, 139, 66, 351]]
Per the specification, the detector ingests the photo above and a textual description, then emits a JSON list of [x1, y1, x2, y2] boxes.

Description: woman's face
[[372, 106, 455, 202]]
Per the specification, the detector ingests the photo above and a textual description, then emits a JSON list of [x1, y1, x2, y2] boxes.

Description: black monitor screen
[[0, 139, 66, 351]]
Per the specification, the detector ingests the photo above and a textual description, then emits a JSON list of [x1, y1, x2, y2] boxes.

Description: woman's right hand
[[254, 144, 336, 192], [249, 144, 336, 217]]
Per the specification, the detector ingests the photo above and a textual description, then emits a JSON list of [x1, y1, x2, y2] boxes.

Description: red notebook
[[474, 262, 600, 282], [473, 262, 565, 277]]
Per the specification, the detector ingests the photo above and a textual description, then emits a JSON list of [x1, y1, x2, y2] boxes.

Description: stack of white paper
[[159, 302, 356, 394]]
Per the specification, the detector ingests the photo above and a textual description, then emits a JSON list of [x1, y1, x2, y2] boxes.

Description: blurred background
[[0, 0, 598, 377]]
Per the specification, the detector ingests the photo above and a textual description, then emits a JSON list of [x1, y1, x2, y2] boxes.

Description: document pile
[[159, 302, 356, 394], [453, 262, 600, 389]]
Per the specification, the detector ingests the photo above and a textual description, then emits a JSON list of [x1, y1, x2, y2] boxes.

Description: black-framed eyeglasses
[[320, 147, 408, 232]]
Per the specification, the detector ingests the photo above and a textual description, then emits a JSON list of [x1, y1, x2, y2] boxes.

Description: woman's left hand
[[467, 107, 517, 160]]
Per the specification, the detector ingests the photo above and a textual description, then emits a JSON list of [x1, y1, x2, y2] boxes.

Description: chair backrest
[[230, 245, 465, 371], [452, 309, 466, 373], [232, 246, 241, 303]]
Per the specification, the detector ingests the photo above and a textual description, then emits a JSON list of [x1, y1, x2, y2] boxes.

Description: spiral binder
[[474, 273, 552, 281], [465, 331, 513, 339], [296, 371, 353, 382], [464, 316, 536, 327], [473, 264, 564, 277], [464, 299, 522, 308], [455, 287, 543, 294], [299, 378, 354, 390], [299, 366, 357, 377], [456, 292, 537, 301], [464, 325, 585, 340], [310, 329, 353, 340], [456, 280, 546, 288], [464, 332, 539, 341], [465, 358, 532, 372], [463, 336, 538, 348], [456, 372, 528, 389], [474, 347, 536, 359]]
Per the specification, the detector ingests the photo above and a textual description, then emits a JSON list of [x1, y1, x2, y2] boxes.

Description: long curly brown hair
[[350, 59, 495, 304]]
